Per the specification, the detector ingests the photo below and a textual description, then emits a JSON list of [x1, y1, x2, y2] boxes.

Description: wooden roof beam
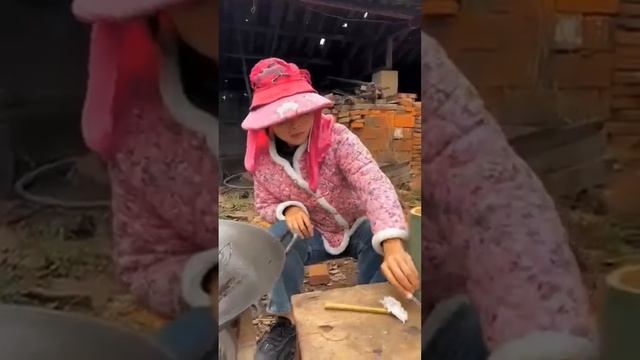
[[300, 0, 416, 20]]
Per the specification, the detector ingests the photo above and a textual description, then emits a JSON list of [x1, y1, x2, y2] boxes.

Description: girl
[[242, 58, 420, 359], [72, 1, 218, 359], [421, 32, 595, 360]]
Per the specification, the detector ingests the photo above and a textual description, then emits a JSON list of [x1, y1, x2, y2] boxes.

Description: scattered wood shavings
[[380, 296, 408, 324]]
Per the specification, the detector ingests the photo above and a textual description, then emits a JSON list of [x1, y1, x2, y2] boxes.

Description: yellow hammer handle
[[324, 303, 390, 315]]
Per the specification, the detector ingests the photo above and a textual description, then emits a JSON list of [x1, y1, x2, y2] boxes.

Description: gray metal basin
[[0, 305, 174, 360], [218, 219, 285, 326]]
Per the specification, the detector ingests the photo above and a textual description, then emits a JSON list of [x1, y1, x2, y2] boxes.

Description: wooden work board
[[291, 283, 421, 360]]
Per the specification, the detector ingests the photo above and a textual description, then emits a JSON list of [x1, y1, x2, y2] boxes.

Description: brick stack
[[328, 93, 421, 185], [424, 0, 619, 197], [612, 1, 640, 163]]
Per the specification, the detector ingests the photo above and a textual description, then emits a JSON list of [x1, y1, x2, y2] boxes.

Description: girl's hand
[[284, 206, 314, 239], [381, 238, 420, 299]]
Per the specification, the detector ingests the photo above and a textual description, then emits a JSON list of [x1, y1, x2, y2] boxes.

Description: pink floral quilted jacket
[[422, 32, 595, 359], [104, 36, 218, 317], [253, 122, 407, 255]]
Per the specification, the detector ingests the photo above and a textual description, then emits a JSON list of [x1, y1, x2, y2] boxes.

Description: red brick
[[423, 0, 459, 15], [553, 14, 583, 50], [353, 126, 390, 140], [550, 53, 612, 88], [364, 116, 385, 128], [454, 50, 536, 87], [307, 264, 330, 286], [616, 30, 640, 46], [556, 0, 618, 14], [393, 151, 412, 163], [620, 3, 640, 16], [615, 52, 640, 70], [393, 139, 413, 152], [583, 16, 613, 50], [612, 86, 640, 97], [365, 137, 392, 151], [393, 114, 415, 128]]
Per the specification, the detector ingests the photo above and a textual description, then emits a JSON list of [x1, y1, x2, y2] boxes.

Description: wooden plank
[[292, 283, 421, 360], [606, 122, 640, 136], [237, 309, 258, 360], [614, 110, 640, 122], [614, 71, 640, 84], [509, 121, 604, 158], [612, 86, 640, 96], [609, 135, 640, 161], [555, 0, 618, 14], [541, 158, 610, 197], [612, 96, 640, 110], [526, 131, 607, 175]]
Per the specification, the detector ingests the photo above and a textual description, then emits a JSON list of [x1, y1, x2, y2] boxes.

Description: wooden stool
[[236, 309, 257, 360], [291, 283, 421, 360]]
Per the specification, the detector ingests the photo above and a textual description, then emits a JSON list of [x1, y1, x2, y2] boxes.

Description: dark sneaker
[[255, 317, 297, 360]]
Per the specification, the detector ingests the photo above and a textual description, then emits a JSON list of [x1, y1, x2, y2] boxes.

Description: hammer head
[[380, 296, 408, 324]]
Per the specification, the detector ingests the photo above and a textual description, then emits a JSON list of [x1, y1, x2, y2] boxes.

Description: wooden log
[[600, 265, 640, 360]]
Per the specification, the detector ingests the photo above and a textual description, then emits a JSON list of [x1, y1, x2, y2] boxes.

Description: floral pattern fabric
[[421, 32, 591, 349]]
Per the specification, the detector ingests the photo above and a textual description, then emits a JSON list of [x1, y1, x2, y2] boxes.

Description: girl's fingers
[[381, 262, 405, 297], [286, 218, 294, 234], [388, 258, 413, 295], [398, 254, 420, 290], [302, 215, 313, 238], [294, 216, 307, 238], [296, 215, 309, 238]]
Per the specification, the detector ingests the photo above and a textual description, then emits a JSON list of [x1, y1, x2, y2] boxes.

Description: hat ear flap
[[301, 69, 312, 83]]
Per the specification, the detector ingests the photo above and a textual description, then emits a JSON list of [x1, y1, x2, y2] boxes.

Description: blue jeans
[[267, 219, 386, 315], [422, 296, 489, 360], [156, 307, 218, 360]]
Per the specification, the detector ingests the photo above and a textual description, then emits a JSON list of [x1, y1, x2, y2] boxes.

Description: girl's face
[[165, 0, 218, 60], [271, 113, 314, 146]]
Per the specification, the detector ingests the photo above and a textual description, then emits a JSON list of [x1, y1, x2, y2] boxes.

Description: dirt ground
[[1, 159, 639, 340]]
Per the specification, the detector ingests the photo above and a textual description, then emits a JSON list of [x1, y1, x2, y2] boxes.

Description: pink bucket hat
[[241, 58, 333, 130], [243, 58, 335, 192], [72, 0, 180, 158]]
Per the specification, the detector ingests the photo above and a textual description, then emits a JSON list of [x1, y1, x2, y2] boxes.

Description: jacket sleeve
[[254, 175, 308, 224], [422, 32, 595, 359], [110, 177, 216, 317], [334, 125, 408, 255]]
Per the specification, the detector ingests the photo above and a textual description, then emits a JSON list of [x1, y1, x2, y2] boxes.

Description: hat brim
[[72, 0, 187, 21], [241, 92, 333, 130]]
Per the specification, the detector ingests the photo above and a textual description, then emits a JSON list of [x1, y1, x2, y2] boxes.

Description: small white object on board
[[380, 296, 408, 324]]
